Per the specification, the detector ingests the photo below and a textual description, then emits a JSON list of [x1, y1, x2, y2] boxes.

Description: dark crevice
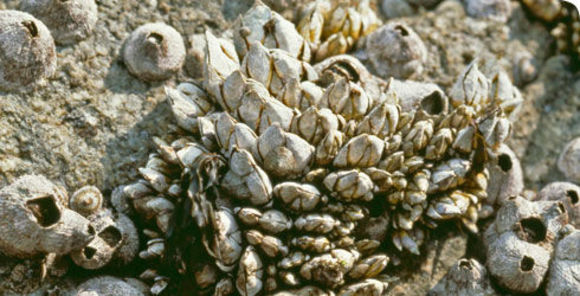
[[520, 256, 534, 271], [498, 154, 513, 172], [420, 91, 445, 115], [26, 195, 61, 227], [99, 226, 123, 248], [567, 190, 579, 204], [22, 21, 38, 38], [519, 217, 547, 243], [83, 247, 96, 259]]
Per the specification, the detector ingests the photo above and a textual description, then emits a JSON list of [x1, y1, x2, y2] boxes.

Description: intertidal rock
[[558, 137, 580, 183], [76, 276, 148, 296]]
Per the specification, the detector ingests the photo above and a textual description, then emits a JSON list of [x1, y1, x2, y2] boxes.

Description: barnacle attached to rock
[[20, 0, 98, 45], [484, 144, 524, 211], [76, 276, 148, 296], [0, 175, 94, 258], [484, 196, 569, 294], [558, 137, 580, 183], [358, 22, 427, 79], [0, 10, 56, 92], [536, 182, 580, 227], [123, 23, 186, 82], [428, 258, 498, 296], [545, 226, 580, 295]]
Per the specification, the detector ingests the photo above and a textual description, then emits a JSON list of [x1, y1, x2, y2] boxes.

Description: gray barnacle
[[545, 228, 580, 295], [76, 276, 147, 296], [536, 182, 580, 227], [360, 22, 427, 79], [0, 10, 56, 92], [123, 23, 186, 82], [0, 175, 94, 258], [484, 144, 524, 209], [449, 59, 489, 112], [557, 137, 580, 183], [166, 82, 214, 134], [428, 258, 498, 296], [20, 0, 98, 45], [484, 196, 569, 294], [236, 246, 264, 296]]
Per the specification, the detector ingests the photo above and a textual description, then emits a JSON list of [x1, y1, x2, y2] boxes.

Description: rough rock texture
[[0, 0, 576, 295]]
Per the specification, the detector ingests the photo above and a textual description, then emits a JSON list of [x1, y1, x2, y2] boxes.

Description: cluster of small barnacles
[[99, 2, 527, 295]]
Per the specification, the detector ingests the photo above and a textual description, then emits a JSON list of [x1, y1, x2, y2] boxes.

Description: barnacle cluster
[[104, 2, 524, 295]]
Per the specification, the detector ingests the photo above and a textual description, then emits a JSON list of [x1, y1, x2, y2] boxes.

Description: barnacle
[[110, 2, 522, 295]]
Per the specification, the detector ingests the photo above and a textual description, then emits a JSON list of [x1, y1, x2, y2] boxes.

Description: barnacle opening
[[420, 91, 445, 115], [99, 226, 123, 248], [520, 256, 534, 272], [83, 247, 97, 259], [458, 260, 473, 270], [88, 224, 96, 236], [26, 195, 61, 227], [498, 154, 512, 172], [557, 202, 566, 214], [519, 217, 547, 243], [22, 21, 38, 38], [567, 190, 579, 204], [147, 32, 164, 45], [394, 25, 409, 37]]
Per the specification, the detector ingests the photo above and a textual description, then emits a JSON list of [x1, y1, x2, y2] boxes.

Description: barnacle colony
[[110, 2, 522, 294]]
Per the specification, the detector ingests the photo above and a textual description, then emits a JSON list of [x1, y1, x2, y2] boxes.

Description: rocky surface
[[0, 0, 578, 295]]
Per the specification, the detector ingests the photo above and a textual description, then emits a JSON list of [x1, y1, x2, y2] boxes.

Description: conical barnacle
[[359, 22, 427, 79], [536, 182, 580, 227], [166, 82, 214, 134], [488, 70, 524, 121], [71, 209, 139, 270], [20, 0, 98, 45], [0, 10, 56, 92], [464, 0, 512, 23], [484, 196, 569, 294], [449, 59, 490, 112], [123, 23, 186, 82], [76, 276, 148, 296], [484, 144, 524, 208], [428, 258, 498, 296], [545, 227, 580, 295], [0, 175, 94, 258], [558, 137, 580, 183]]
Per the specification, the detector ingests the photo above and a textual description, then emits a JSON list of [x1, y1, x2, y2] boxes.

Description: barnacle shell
[[545, 227, 580, 295], [428, 258, 497, 296], [20, 0, 98, 45], [123, 23, 186, 81], [361, 22, 427, 79], [558, 137, 580, 183], [76, 276, 147, 296], [536, 182, 580, 227], [0, 175, 94, 258], [0, 10, 56, 92], [485, 144, 524, 208]]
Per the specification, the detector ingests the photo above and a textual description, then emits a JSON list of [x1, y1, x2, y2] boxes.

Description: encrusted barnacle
[[291, 235, 333, 253], [464, 0, 512, 23], [338, 278, 389, 296], [76, 276, 148, 296], [206, 207, 244, 272], [299, 249, 361, 288], [359, 22, 427, 79], [558, 137, 580, 183], [71, 209, 138, 270], [536, 182, 580, 227], [0, 10, 56, 92], [484, 196, 569, 294], [20, 0, 98, 45], [333, 134, 385, 168], [245, 229, 289, 257], [320, 77, 372, 120], [315, 129, 346, 166], [291, 107, 341, 145], [428, 258, 498, 296], [70, 185, 104, 217], [236, 207, 292, 234], [294, 213, 340, 234], [0, 175, 94, 258], [545, 227, 580, 295], [489, 70, 524, 121], [485, 144, 524, 208], [123, 23, 186, 81]]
